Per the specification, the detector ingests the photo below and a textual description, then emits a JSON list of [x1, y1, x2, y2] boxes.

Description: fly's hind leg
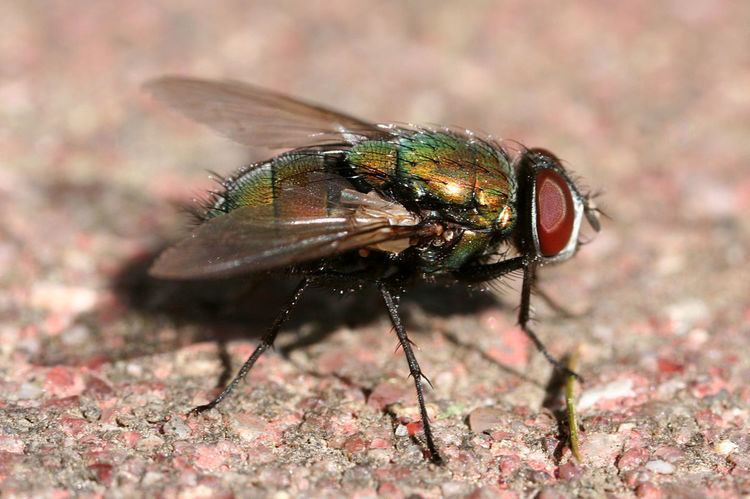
[[379, 283, 443, 464], [189, 278, 311, 415]]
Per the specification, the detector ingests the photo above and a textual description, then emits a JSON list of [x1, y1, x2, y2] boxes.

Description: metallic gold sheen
[[349, 132, 516, 231]]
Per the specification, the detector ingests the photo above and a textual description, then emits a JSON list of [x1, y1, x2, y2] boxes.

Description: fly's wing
[[150, 190, 431, 280], [144, 76, 389, 148]]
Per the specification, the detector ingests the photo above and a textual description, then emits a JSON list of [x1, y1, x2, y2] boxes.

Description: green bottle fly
[[146, 77, 602, 464]]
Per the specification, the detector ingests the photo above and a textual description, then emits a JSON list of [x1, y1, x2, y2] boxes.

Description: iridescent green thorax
[[348, 131, 517, 232]]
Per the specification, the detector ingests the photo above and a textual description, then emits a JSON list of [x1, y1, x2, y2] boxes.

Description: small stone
[[179, 484, 221, 499], [441, 481, 472, 496], [537, 488, 567, 499], [0, 435, 24, 454], [367, 380, 410, 410], [163, 416, 191, 440], [405, 421, 422, 437], [617, 447, 649, 471], [194, 443, 229, 471], [141, 471, 164, 487], [229, 413, 267, 442], [557, 462, 582, 480], [498, 455, 520, 477], [578, 379, 635, 410], [116, 412, 137, 427], [136, 435, 164, 452], [636, 482, 663, 499], [645, 460, 675, 474], [126, 363, 143, 377], [714, 439, 738, 456], [467, 486, 507, 499], [389, 402, 437, 422], [377, 482, 402, 498], [89, 462, 113, 484], [343, 435, 368, 455], [666, 298, 709, 334], [144, 408, 167, 424], [366, 448, 392, 466], [652, 445, 684, 462], [468, 406, 506, 433], [44, 366, 85, 398], [85, 375, 113, 396], [17, 382, 43, 400], [61, 324, 91, 346], [582, 432, 625, 466], [82, 405, 102, 422]]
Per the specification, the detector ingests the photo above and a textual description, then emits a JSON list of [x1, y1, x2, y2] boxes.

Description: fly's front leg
[[455, 256, 525, 283], [379, 283, 443, 464], [189, 278, 311, 415]]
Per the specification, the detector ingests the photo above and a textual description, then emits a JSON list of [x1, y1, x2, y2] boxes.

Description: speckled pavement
[[1, 1, 749, 497]]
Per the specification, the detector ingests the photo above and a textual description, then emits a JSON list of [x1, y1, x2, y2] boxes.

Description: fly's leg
[[379, 283, 443, 465], [456, 257, 581, 381], [189, 278, 310, 415], [519, 265, 582, 381], [455, 256, 525, 283]]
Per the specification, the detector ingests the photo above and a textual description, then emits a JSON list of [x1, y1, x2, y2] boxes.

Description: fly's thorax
[[347, 131, 517, 232], [473, 186, 516, 233]]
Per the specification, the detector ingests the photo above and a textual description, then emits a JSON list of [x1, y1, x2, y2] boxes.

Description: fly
[[145, 77, 602, 464]]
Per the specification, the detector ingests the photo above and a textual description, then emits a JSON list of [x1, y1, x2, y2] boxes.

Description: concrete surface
[[1, 1, 749, 497]]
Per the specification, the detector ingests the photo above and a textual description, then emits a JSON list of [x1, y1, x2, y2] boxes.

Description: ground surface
[[2, 1, 750, 497]]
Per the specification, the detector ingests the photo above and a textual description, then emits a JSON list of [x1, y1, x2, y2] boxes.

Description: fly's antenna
[[582, 189, 609, 233]]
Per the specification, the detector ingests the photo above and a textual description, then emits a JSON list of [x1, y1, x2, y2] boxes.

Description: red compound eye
[[535, 169, 574, 256]]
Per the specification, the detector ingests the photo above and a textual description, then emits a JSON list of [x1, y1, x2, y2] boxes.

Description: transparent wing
[[150, 191, 430, 279], [144, 76, 389, 148]]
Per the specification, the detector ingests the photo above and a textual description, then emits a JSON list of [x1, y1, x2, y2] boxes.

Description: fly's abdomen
[[206, 151, 351, 219], [346, 140, 398, 188]]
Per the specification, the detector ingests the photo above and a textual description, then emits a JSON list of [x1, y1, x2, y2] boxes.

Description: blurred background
[[1, 1, 749, 496]]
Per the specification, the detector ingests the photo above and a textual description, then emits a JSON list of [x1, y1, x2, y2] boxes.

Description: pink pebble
[[60, 416, 88, 437], [636, 482, 663, 499], [193, 444, 228, 471], [377, 482, 403, 499], [557, 462, 581, 480], [122, 431, 140, 448], [367, 380, 410, 410], [617, 447, 649, 471], [88, 462, 113, 484], [369, 437, 390, 449], [343, 435, 368, 454], [0, 435, 24, 454], [44, 366, 85, 399]]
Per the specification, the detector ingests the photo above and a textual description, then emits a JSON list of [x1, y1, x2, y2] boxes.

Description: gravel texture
[[2, 1, 749, 497]]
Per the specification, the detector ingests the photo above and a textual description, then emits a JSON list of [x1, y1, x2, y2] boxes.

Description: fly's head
[[517, 148, 601, 265]]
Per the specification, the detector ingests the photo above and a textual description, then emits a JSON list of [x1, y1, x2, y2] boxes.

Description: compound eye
[[535, 169, 575, 256]]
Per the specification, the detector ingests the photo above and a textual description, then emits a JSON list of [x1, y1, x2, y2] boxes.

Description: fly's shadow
[[34, 245, 501, 368]]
